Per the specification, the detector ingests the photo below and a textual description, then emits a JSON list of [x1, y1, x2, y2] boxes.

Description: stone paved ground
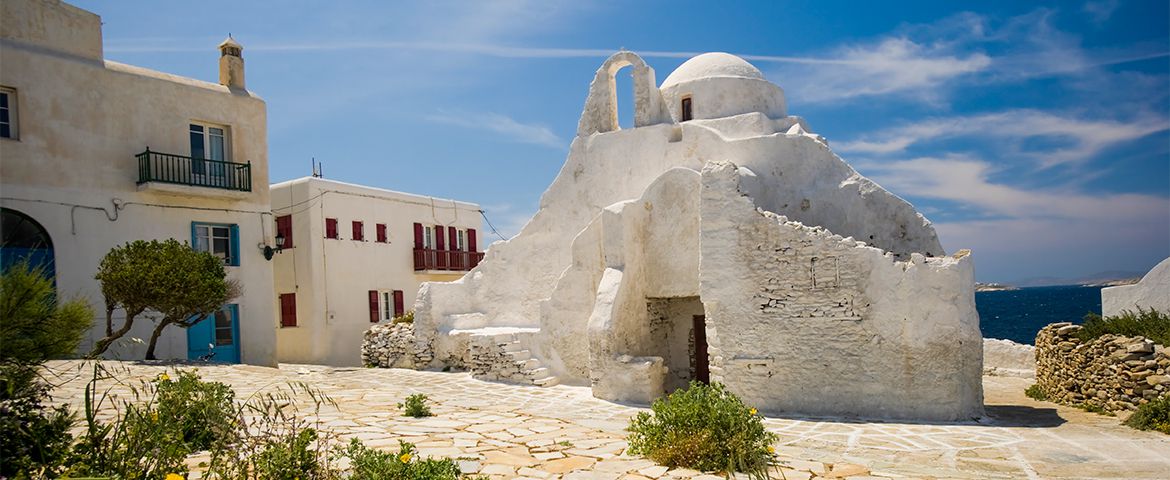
[[43, 361, 1170, 479]]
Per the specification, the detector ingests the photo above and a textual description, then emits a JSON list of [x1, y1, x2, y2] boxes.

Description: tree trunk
[[104, 305, 115, 337], [143, 318, 172, 361], [87, 308, 143, 358]]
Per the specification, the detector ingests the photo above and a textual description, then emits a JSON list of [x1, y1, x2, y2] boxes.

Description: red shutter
[[376, 224, 387, 243], [393, 290, 405, 317], [368, 290, 379, 323], [326, 218, 338, 239], [435, 226, 446, 269], [352, 221, 363, 241], [467, 228, 477, 252], [448, 226, 459, 269], [276, 215, 294, 249], [413, 223, 423, 248], [279, 293, 297, 327]]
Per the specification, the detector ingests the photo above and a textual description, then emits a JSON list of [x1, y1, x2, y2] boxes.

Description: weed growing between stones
[[627, 382, 779, 479], [1123, 396, 1170, 434], [392, 310, 415, 324], [399, 393, 434, 417], [1025, 384, 1047, 401], [1077, 308, 1170, 346], [344, 439, 488, 479]]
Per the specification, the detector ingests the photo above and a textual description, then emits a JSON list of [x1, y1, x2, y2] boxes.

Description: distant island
[[976, 282, 1019, 292], [975, 277, 1141, 292]]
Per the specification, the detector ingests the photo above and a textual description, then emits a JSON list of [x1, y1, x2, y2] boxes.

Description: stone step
[[506, 350, 531, 361], [516, 358, 541, 370], [526, 367, 550, 378], [502, 341, 524, 353], [532, 376, 560, 387]]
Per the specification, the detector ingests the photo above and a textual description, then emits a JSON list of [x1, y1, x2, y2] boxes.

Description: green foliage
[[1076, 403, 1114, 416], [0, 364, 75, 479], [0, 259, 93, 362], [1025, 384, 1047, 401], [398, 393, 433, 418], [392, 310, 415, 324], [155, 369, 236, 451], [1124, 395, 1170, 434], [64, 363, 190, 479], [252, 427, 323, 479], [1077, 308, 1170, 346], [627, 382, 778, 478], [90, 239, 234, 359], [343, 439, 465, 480]]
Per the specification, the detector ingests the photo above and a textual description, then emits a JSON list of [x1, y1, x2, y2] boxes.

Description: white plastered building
[[381, 51, 984, 421], [0, 0, 277, 365], [271, 177, 482, 366]]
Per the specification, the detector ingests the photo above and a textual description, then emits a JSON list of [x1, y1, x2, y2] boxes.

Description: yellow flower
[[158, 373, 171, 382], [400, 453, 412, 463], [165, 474, 184, 480], [749, 408, 758, 415], [151, 412, 159, 422], [766, 445, 776, 454]]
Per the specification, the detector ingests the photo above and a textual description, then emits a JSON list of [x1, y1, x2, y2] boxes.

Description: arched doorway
[[0, 208, 55, 282]]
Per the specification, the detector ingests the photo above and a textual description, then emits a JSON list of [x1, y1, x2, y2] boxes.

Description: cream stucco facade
[[271, 177, 482, 366], [0, 0, 277, 365]]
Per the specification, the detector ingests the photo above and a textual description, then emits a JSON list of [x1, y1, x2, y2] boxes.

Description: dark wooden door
[[693, 315, 709, 383]]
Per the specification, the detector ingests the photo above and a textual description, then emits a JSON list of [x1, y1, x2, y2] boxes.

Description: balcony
[[136, 148, 252, 197], [414, 248, 484, 272]]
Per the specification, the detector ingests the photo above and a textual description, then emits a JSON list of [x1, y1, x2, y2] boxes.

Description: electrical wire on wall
[[479, 210, 509, 242]]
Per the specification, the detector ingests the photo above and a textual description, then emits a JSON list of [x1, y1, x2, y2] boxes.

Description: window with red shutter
[[467, 228, 477, 252], [352, 221, 364, 241], [325, 218, 338, 239], [275, 215, 294, 249], [279, 293, 297, 327], [376, 223, 387, 243], [368, 290, 379, 323], [393, 290, 405, 317], [435, 225, 446, 269]]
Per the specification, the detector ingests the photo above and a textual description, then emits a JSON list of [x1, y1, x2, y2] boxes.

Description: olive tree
[[89, 239, 239, 360]]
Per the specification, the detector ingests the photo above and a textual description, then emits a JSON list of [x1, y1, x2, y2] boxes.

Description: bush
[[0, 259, 93, 363], [399, 393, 433, 418], [1077, 308, 1170, 346], [392, 310, 415, 325], [1025, 384, 1047, 401], [627, 382, 777, 478], [155, 369, 236, 451], [1124, 395, 1170, 434], [343, 439, 466, 480], [0, 364, 75, 478]]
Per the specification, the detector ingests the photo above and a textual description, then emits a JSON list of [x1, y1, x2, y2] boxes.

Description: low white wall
[[982, 338, 1036, 378], [1102, 257, 1170, 317]]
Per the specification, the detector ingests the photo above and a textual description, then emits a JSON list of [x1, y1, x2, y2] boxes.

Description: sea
[[975, 285, 1104, 345]]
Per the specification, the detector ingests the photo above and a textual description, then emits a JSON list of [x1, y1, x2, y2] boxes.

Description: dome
[[661, 52, 765, 88]]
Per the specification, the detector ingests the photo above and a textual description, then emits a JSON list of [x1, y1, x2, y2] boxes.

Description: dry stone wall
[[361, 323, 433, 368], [1035, 323, 1169, 412]]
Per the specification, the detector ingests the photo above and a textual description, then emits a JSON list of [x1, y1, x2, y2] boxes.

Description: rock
[[1147, 375, 1170, 386], [1056, 325, 1082, 336]]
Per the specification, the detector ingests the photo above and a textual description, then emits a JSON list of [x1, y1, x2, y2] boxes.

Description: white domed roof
[[661, 52, 765, 88]]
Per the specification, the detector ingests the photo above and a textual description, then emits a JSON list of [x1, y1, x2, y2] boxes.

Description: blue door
[[187, 304, 240, 363]]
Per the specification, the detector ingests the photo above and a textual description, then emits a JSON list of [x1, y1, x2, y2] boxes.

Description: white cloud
[[837, 110, 1169, 167], [425, 110, 564, 149], [1083, 0, 1121, 24]]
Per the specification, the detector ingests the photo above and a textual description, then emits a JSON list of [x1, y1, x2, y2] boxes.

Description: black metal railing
[[413, 248, 484, 272], [136, 148, 252, 192]]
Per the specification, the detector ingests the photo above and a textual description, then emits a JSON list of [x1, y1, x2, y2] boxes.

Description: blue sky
[[73, 0, 1168, 283]]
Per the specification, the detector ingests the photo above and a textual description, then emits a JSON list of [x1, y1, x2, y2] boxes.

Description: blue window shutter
[[229, 224, 240, 266], [190, 222, 198, 248]]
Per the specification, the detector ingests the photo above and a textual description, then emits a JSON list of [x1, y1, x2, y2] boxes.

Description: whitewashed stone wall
[[1102, 257, 1170, 317], [983, 338, 1036, 378]]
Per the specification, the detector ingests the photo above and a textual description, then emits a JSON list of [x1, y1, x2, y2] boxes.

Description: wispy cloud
[[425, 110, 564, 149], [1082, 0, 1121, 24], [837, 110, 1170, 167], [477, 202, 536, 241]]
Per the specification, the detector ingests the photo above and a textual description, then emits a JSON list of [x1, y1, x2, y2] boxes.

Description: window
[[192, 222, 239, 266], [0, 87, 17, 139], [189, 122, 230, 176], [370, 290, 405, 322], [213, 305, 236, 345], [376, 223, 388, 243], [681, 97, 693, 122], [423, 225, 435, 249], [352, 221, 364, 241], [456, 229, 466, 251], [325, 218, 338, 239], [275, 215, 294, 249], [279, 293, 297, 327]]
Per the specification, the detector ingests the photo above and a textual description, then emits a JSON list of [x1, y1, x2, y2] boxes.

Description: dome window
[[681, 97, 693, 122]]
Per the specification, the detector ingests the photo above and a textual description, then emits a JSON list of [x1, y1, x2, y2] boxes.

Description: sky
[[72, 0, 1169, 284]]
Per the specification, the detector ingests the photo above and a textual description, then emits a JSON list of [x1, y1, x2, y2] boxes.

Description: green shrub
[[251, 427, 324, 479], [342, 439, 467, 480], [1124, 395, 1170, 434], [399, 393, 433, 418], [627, 382, 778, 478], [155, 369, 236, 451], [0, 259, 93, 363], [392, 311, 415, 325], [1025, 384, 1047, 401], [1077, 308, 1170, 346], [0, 364, 76, 478]]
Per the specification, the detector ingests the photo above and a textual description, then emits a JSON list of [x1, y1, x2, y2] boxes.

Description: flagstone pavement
[[43, 361, 1170, 479]]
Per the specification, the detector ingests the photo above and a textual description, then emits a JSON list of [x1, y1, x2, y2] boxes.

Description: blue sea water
[[975, 285, 1104, 345]]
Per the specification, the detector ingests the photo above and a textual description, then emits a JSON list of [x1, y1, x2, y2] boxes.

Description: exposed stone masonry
[[361, 323, 433, 368], [1035, 323, 1169, 412], [467, 332, 559, 387]]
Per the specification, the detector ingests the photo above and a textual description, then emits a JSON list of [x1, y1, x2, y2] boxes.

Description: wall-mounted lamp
[[262, 233, 286, 261]]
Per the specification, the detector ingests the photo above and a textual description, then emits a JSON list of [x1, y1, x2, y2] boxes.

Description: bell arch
[[576, 51, 674, 137]]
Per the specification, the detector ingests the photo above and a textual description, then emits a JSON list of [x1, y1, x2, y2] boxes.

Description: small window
[[456, 229, 466, 251], [275, 215, 294, 249], [376, 223, 388, 243], [213, 305, 236, 345], [325, 218, 338, 239], [279, 293, 297, 327], [681, 97, 693, 122], [0, 87, 18, 139], [380, 291, 393, 321], [352, 221, 364, 241], [423, 225, 435, 249], [192, 222, 239, 266]]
